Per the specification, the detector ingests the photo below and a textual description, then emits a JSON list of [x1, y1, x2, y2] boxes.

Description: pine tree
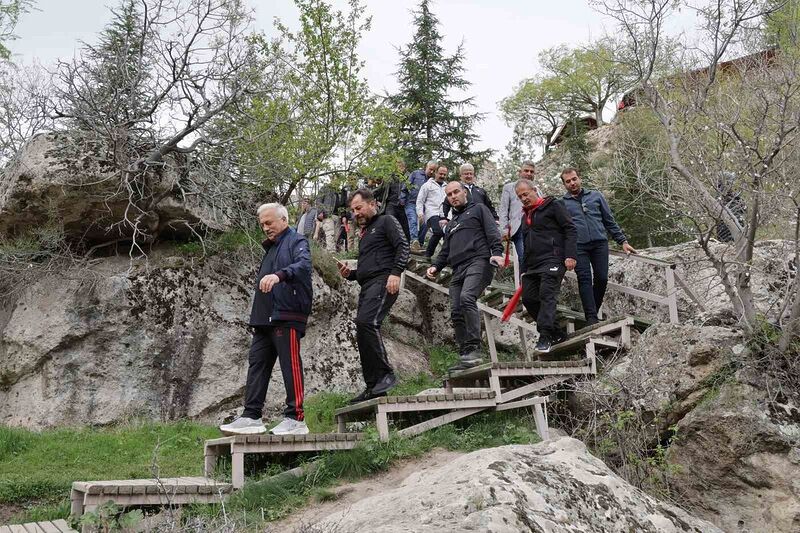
[[390, 0, 491, 171]]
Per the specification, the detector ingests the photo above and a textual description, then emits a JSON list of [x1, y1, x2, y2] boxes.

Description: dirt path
[[265, 448, 464, 532]]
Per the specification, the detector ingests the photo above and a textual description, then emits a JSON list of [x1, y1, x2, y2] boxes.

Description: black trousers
[[242, 325, 305, 421], [521, 267, 565, 339], [424, 216, 445, 257], [449, 259, 495, 355], [387, 203, 410, 241], [575, 240, 609, 321], [355, 275, 398, 388]]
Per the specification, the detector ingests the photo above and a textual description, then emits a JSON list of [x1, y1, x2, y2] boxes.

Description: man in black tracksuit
[[515, 178, 578, 353], [373, 175, 410, 241], [220, 203, 312, 436], [339, 188, 409, 403], [427, 181, 504, 371]]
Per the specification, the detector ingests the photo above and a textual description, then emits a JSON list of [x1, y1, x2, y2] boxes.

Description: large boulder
[[0, 132, 230, 242], [0, 247, 427, 428], [573, 323, 800, 532], [315, 437, 721, 533]]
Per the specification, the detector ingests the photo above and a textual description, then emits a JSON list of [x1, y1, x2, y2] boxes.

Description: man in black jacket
[[515, 179, 578, 353], [220, 203, 313, 436], [427, 182, 504, 371], [442, 163, 499, 220], [339, 188, 410, 403]]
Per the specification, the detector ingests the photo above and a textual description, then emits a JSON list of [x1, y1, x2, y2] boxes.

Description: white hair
[[459, 163, 474, 173], [256, 203, 288, 221]]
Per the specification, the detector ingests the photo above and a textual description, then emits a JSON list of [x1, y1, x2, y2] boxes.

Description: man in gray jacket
[[296, 198, 318, 239], [499, 161, 534, 259]]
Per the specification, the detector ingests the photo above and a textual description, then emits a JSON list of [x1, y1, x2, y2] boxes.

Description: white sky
[[11, 0, 682, 159]]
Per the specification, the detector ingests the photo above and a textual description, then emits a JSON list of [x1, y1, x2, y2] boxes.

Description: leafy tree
[[538, 40, 635, 125], [765, 0, 800, 49], [389, 0, 491, 170], [500, 75, 566, 152], [234, 0, 395, 203], [0, 0, 32, 61]]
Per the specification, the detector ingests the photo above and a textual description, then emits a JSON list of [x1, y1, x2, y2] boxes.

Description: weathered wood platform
[[0, 520, 76, 533], [204, 433, 366, 488], [70, 477, 231, 517]]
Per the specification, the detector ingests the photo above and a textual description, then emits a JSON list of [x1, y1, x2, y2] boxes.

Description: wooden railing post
[[664, 266, 679, 324]]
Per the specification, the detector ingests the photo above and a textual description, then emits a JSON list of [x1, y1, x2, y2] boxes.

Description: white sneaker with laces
[[219, 416, 267, 435], [270, 417, 310, 435]]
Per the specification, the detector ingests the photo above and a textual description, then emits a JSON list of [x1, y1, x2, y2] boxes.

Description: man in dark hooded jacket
[[426, 181, 504, 371]]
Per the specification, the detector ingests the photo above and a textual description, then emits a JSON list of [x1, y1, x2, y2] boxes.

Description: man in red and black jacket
[[339, 188, 410, 403], [220, 203, 313, 436], [515, 179, 578, 353]]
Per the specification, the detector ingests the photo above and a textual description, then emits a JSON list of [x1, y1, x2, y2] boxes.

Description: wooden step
[[334, 392, 498, 420], [446, 358, 593, 381], [70, 477, 231, 517], [0, 520, 76, 533], [542, 316, 633, 356], [204, 433, 365, 489]]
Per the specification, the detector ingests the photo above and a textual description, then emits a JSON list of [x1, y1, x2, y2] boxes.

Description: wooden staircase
[[65, 250, 676, 519]]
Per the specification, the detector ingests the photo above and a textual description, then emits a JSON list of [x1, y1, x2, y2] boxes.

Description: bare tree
[[51, 0, 269, 253], [0, 61, 53, 163], [595, 0, 800, 349]]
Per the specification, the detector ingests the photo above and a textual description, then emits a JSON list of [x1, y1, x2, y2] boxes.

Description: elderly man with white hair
[[220, 202, 313, 436], [442, 163, 498, 221]]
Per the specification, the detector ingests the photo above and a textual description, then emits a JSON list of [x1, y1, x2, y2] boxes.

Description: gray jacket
[[499, 181, 524, 237], [562, 189, 626, 245]]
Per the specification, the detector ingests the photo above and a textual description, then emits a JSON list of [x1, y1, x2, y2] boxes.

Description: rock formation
[[0, 247, 427, 429], [315, 437, 721, 533]]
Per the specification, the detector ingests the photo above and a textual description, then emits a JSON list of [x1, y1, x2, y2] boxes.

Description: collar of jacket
[[453, 200, 476, 215], [262, 226, 293, 251], [563, 188, 587, 201]]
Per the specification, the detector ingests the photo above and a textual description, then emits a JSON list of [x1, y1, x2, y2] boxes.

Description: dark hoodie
[[520, 196, 578, 273], [433, 201, 502, 271]]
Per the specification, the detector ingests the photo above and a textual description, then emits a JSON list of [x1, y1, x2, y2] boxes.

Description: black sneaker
[[370, 373, 398, 396], [535, 336, 552, 353], [349, 388, 373, 404], [447, 354, 483, 373]]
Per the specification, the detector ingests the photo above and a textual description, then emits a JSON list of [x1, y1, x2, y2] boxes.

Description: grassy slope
[[0, 345, 541, 526]]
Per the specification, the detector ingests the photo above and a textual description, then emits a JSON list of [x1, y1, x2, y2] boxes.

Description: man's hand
[[386, 274, 401, 295], [338, 262, 351, 278], [426, 266, 438, 279], [438, 219, 448, 229], [565, 258, 577, 271], [259, 274, 280, 293], [489, 255, 505, 268], [622, 242, 638, 255], [418, 214, 425, 226]]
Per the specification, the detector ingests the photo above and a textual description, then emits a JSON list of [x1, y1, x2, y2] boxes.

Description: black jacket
[[434, 201, 503, 271], [348, 213, 409, 284], [442, 184, 498, 220], [521, 197, 578, 273], [250, 227, 313, 328], [374, 179, 403, 211]]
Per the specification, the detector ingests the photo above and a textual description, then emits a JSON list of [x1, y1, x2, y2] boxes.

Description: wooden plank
[[37, 522, 62, 533], [499, 376, 568, 403], [21, 523, 44, 533], [0, 526, 13, 533], [398, 407, 488, 438], [52, 521, 75, 533], [495, 396, 549, 411], [608, 249, 674, 267], [9, 526, 26, 533], [665, 267, 680, 324]]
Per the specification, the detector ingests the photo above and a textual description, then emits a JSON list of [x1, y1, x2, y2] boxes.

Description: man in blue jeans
[[406, 160, 438, 251], [561, 167, 637, 325]]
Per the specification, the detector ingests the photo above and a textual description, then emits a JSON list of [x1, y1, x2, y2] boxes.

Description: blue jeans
[[575, 240, 609, 322], [404, 203, 418, 241], [511, 228, 524, 260]]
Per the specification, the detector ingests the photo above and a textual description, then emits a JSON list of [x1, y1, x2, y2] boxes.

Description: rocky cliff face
[[315, 437, 721, 533], [0, 248, 427, 429]]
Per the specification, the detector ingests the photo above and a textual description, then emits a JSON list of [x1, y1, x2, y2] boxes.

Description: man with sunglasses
[[561, 167, 637, 325]]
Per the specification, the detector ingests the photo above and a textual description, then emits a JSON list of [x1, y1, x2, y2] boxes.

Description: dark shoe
[[370, 373, 398, 396], [585, 317, 600, 326], [349, 388, 373, 404], [447, 354, 483, 373], [552, 329, 568, 345], [535, 336, 552, 353]]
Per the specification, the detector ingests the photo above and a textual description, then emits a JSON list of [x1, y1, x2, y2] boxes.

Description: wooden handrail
[[609, 249, 675, 268]]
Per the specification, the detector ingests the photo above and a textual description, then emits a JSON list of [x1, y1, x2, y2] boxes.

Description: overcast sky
[[12, 0, 643, 160]]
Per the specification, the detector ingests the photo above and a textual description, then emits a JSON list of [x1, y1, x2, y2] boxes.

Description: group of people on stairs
[[220, 161, 635, 437]]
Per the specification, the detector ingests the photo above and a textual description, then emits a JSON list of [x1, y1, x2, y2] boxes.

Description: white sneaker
[[219, 416, 267, 435], [270, 417, 309, 435]]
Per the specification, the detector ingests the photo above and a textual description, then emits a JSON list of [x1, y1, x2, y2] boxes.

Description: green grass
[[175, 228, 263, 257], [0, 421, 218, 522], [2, 344, 540, 526]]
